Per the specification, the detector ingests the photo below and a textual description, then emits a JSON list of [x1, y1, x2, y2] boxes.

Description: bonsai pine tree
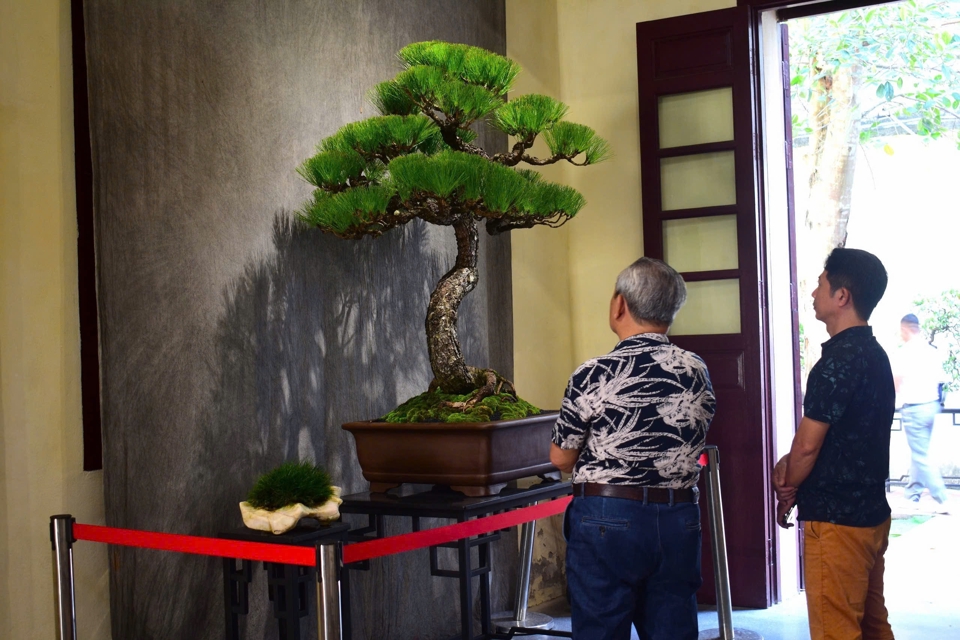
[[297, 41, 608, 419]]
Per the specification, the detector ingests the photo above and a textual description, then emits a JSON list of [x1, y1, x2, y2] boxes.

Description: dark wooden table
[[339, 480, 571, 640], [219, 521, 350, 640]]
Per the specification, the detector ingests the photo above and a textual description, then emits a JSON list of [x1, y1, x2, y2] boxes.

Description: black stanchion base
[[698, 628, 763, 640], [490, 627, 572, 639]]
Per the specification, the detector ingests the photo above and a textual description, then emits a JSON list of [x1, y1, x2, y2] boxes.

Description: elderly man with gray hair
[[550, 257, 716, 640]]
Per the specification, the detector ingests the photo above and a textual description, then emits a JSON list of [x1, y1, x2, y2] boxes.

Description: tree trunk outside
[[797, 60, 862, 383], [426, 217, 480, 394]]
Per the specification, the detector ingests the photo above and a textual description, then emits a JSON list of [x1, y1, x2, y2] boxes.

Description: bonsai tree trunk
[[426, 217, 480, 394], [426, 217, 515, 402]]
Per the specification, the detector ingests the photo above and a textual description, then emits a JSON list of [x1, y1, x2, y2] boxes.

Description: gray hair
[[614, 257, 687, 325]]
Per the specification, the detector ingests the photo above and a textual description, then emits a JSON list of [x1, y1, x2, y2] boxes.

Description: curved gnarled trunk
[[426, 217, 480, 394]]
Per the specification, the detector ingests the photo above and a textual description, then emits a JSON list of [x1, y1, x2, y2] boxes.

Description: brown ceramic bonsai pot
[[343, 411, 560, 496]]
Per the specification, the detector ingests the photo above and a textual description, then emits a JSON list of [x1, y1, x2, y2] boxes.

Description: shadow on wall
[[107, 214, 516, 640]]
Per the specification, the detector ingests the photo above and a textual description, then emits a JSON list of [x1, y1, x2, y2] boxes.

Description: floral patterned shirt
[[551, 333, 716, 488]]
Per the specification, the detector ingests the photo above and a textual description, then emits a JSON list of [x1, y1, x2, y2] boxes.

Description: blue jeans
[[902, 401, 948, 502], [564, 495, 702, 640]]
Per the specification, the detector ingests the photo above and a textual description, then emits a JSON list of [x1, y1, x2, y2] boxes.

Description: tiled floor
[[519, 487, 960, 640]]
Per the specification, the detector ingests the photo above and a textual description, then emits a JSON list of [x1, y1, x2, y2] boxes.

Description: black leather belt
[[572, 482, 698, 504]]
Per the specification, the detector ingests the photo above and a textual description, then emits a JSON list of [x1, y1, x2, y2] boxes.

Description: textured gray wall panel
[[84, 2, 515, 638]]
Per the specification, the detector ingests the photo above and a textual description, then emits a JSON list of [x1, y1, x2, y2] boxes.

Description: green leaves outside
[[916, 289, 960, 392], [790, 1, 960, 145]]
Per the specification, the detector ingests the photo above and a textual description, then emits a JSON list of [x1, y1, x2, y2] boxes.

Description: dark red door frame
[[637, 7, 775, 608], [740, 0, 901, 599], [71, 0, 102, 471], [739, 0, 897, 12]]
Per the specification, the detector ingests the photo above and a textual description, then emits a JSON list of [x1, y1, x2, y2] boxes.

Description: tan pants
[[803, 518, 894, 640]]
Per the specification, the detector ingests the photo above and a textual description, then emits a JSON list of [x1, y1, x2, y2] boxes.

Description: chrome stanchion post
[[698, 447, 762, 640], [705, 446, 735, 639], [50, 515, 78, 640], [492, 508, 553, 632], [315, 541, 343, 640], [514, 518, 535, 623]]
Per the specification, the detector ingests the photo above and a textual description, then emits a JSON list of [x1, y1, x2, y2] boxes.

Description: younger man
[[774, 248, 895, 640]]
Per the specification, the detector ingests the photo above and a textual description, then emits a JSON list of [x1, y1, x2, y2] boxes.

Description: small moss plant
[[383, 389, 541, 423], [246, 461, 333, 511]]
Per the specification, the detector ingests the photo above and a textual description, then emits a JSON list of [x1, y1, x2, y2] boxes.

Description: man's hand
[[772, 455, 797, 502], [773, 455, 797, 529], [776, 499, 795, 529]]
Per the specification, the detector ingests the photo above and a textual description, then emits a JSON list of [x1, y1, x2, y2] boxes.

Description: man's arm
[[783, 416, 830, 488], [550, 443, 579, 474]]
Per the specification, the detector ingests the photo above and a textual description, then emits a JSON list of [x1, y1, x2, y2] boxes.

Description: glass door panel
[[670, 279, 741, 335], [658, 87, 735, 149], [663, 215, 739, 273], [661, 151, 736, 211]]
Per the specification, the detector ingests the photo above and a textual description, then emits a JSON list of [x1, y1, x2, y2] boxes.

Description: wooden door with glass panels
[[637, 7, 775, 608]]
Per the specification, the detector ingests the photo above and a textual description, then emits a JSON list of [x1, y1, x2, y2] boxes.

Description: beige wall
[[507, 0, 739, 606], [506, 0, 574, 411], [0, 0, 110, 638], [509, 0, 737, 404]]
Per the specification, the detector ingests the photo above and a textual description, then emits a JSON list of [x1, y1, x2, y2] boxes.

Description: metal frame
[[50, 515, 78, 640], [52, 450, 750, 639], [339, 481, 572, 640], [218, 522, 350, 640]]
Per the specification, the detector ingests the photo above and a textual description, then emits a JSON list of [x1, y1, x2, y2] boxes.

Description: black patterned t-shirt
[[551, 333, 716, 488], [797, 325, 894, 527]]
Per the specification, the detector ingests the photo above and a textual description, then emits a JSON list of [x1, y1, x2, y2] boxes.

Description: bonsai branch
[[519, 153, 575, 166], [485, 212, 570, 235], [492, 137, 536, 166]]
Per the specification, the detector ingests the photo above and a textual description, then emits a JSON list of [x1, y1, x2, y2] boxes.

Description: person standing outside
[[550, 257, 716, 640], [774, 248, 895, 640], [892, 313, 949, 507]]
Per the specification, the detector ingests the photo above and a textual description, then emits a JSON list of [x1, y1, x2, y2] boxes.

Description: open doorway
[[763, 0, 960, 609]]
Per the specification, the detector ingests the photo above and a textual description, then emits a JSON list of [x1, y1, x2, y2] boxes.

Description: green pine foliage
[[296, 150, 366, 191], [246, 461, 333, 511], [319, 115, 443, 159], [544, 122, 612, 164], [301, 148, 588, 235], [383, 389, 541, 424], [397, 40, 520, 96], [493, 94, 568, 138], [370, 80, 418, 116], [297, 40, 608, 240]]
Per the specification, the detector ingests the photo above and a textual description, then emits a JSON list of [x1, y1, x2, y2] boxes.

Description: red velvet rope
[[70, 495, 573, 566], [74, 523, 316, 566], [341, 496, 571, 564]]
